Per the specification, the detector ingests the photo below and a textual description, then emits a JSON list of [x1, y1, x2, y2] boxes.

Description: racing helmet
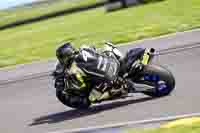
[[56, 42, 76, 66]]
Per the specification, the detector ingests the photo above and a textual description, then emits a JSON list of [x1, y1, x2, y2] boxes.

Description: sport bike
[[54, 42, 175, 109]]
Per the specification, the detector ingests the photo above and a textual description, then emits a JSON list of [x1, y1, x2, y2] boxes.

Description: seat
[[118, 48, 145, 76]]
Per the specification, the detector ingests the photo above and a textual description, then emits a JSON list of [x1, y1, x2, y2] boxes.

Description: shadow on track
[[29, 96, 157, 126]]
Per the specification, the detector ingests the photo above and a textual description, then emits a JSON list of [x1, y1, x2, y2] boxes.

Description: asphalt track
[[1, 31, 200, 133]]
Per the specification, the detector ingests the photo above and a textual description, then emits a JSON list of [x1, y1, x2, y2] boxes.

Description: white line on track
[[47, 112, 200, 133]]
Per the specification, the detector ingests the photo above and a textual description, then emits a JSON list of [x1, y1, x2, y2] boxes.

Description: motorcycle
[[54, 42, 175, 109]]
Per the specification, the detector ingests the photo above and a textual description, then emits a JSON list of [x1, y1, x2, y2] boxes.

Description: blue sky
[[0, 0, 37, 10]]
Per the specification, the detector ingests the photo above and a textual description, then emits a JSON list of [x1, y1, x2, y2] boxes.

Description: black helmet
[[56, 42, 76, 66]]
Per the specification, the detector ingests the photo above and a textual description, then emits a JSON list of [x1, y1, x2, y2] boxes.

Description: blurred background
[[0, 0, 199, 67]]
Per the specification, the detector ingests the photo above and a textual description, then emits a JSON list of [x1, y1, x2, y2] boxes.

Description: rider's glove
[[51, 71, 64, 79], [55, 78, 65, 90]]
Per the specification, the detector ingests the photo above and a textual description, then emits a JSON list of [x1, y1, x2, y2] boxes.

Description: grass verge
[[0, 0, 101, 28], [0, 0, 200, 67]]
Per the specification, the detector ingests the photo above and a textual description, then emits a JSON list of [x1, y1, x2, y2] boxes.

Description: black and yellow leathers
[[53, 46, 124, 107]]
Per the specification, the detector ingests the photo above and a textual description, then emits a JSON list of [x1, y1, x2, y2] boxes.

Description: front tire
[[56, 89, 91, 109], [135, 65, 175, 97]]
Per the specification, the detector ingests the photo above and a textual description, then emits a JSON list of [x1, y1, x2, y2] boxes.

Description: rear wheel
[[134, 65, 175, 97]]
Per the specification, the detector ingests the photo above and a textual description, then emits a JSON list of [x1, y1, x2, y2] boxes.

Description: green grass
[[0, 0, 101, 27], [126, 122, 200, 133], [0, 0, 200, 67]]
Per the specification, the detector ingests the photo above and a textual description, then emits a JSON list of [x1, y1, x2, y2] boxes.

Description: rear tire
[[135, 65, 175, 97]]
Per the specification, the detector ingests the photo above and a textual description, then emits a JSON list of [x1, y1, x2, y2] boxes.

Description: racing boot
[[89, 89, 102, 103], [89, 81, 129, 103], [89, 88, 113, 103]]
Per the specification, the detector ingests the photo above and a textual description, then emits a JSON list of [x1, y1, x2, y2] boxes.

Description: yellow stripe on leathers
[[162, 117, 200, 128], [142, 49, 150, 65], [71, 62, 86, 88]]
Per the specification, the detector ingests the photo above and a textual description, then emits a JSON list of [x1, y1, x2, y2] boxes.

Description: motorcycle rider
[[52, 42, 128, 108]]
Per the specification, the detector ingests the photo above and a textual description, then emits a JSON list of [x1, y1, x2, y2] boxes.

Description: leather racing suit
[[53, 46, 122, 108]]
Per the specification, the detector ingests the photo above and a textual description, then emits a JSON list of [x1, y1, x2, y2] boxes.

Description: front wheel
[[56, 88, 91, 109], [134, 64, 175, 97]]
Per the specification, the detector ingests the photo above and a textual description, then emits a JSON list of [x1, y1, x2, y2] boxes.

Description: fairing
[[75, 48, 120, 81]]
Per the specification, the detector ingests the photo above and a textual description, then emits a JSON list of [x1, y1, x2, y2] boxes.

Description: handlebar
[[105, 42, 117, 49]]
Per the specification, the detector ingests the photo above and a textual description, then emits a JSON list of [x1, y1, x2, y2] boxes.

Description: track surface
[[1, 36, 200, 133]]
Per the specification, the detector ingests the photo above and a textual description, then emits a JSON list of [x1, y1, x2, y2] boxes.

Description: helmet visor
[[59, 48, 75, 65]]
